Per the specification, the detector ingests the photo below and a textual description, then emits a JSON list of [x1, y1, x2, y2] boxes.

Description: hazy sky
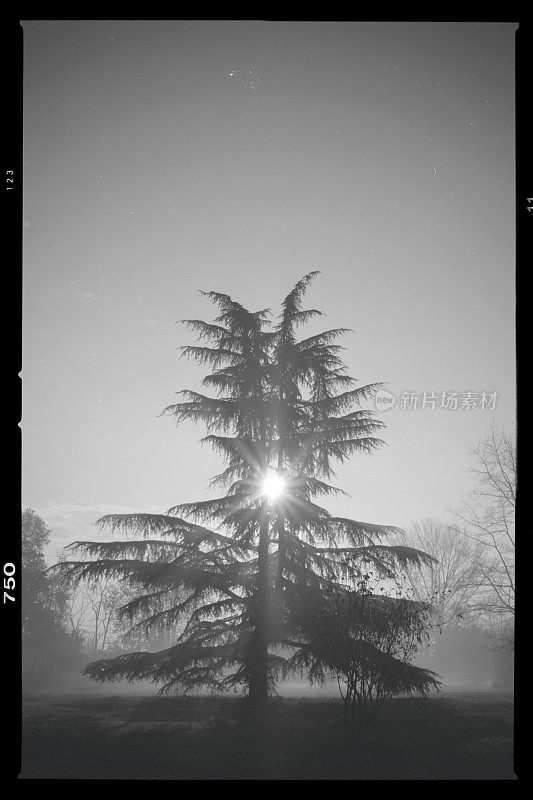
[[22, 21, 516, 562]]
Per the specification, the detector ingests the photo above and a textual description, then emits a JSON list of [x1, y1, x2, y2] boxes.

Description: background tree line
[[22, 509, 174, 691], [22, 276, 514, 702], [22, 421, 515, 695], [394, 425, 515, 688]]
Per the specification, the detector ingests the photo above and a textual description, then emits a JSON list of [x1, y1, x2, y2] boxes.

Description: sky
[[21, 20, 517, 563]]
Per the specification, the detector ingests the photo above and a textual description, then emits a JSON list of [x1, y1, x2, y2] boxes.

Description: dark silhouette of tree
[[50, 273, 434, 702], [22, 509, 84, 688], [288, 583, 440, 719]]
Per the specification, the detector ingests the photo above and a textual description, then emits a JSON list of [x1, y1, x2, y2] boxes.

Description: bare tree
[[62, 566, 181, 655], [452, 425, 515, 621], [65, 586, 91, 640], [75, 577, 133, 654], [324, 590, 440, 721], [395, 518, 488, 629], [55, 551, 91, 640]]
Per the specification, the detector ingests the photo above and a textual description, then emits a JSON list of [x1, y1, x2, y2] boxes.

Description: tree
[[51, 273, 434, 702], [395, 518, 488, 630], [61, 568, 178, 655], [82, 577, 127, 654], [80, 577, 176, 655], [288, 582, 440, 720], [452, 425, 515, 623], [22, 509, 84, 688], [391, 518, 493, 676]]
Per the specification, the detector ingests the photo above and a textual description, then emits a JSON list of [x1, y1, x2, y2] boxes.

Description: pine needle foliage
[[50, 273, 435, 701]]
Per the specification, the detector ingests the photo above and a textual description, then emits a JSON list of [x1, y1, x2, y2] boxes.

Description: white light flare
[[262, 473, 285, 504]]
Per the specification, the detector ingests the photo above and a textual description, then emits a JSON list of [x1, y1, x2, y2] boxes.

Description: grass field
[[20, 691, 516, 780]]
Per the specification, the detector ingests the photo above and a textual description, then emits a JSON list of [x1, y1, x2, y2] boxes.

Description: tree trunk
[[249, 511, 270, 702]]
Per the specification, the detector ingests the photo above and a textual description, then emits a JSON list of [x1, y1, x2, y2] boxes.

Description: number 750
[[3, 563, 15, 602]]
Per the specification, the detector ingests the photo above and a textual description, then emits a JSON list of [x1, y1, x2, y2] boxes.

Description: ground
[[20, 691, 516, 780]]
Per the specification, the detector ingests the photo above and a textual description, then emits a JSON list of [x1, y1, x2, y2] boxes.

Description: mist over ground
[[20, 19, 516, 781]]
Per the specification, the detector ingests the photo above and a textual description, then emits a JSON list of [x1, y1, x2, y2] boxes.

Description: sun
[[262, 473, 285, 503]]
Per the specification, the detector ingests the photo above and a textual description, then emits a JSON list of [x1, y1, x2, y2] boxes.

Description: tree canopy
[[51, 273, 436, 702]]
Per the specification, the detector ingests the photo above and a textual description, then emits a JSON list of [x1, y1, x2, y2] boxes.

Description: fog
[[19, 19, 516, 781]]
